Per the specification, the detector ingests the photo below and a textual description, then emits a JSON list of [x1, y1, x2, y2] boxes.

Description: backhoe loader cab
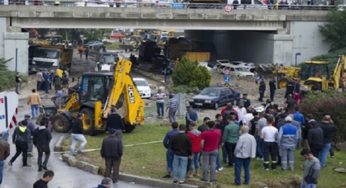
[[79, 72, 113, 104], [301, 61, 330, 80], [53, 59, 145, 135], [301, 61, 330, 91]]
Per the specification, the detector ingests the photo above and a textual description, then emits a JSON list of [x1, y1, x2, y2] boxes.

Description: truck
[[29, 39, 73, 72], [51, 59, 145, 135]]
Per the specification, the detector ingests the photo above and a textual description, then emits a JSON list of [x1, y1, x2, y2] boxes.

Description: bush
[[299, 91, 346, 143], [172, 58, 211, 90], [0, 58, 27, 91]]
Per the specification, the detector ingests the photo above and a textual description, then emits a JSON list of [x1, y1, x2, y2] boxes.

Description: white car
[[133, 77, 152, 99], [232, 67, 255, 78], [199, 62, 213, 71]]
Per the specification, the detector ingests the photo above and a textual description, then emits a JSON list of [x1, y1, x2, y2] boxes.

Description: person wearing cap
[[9, 120, 31, 167], [277, 115, 299, 170], [234, 125, 256, 185], [100, 129, 123, 183], [33, 118, 52, 171], [70, 113, 87, 156]]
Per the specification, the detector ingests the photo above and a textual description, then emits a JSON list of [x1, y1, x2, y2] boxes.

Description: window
[[80, 75, 112, 102]]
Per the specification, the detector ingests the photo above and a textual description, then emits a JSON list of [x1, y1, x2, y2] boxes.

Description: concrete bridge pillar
[[272, 34, 294, 66], [0, 17, 29, 75]]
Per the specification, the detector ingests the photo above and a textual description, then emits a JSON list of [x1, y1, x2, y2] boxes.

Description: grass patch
[[62, 123, 346, 188]]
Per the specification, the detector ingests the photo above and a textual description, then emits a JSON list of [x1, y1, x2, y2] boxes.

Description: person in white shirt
[[234, 126, 256, 185], [233, 101, 247, 125], [261, 115, 278, 171], [155, 89, 166, 119]]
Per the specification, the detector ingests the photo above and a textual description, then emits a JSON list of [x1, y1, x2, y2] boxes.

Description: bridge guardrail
[[0, 0, 339, 11]]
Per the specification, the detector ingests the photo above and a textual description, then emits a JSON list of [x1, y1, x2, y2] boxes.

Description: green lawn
[[62, 123, 346, 188]]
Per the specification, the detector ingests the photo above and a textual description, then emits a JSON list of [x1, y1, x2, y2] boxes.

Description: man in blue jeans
[[70, 113, 87, 156], [170, 124, 192, 184], [234, 126, 256, 185], [162, 122, 179, 178], [319, 114, 336, 167]]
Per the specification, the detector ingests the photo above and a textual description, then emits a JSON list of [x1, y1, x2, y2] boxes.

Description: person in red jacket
[[187, 122, 202, 177]]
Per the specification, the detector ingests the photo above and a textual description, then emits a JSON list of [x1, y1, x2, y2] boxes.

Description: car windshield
[[35, 48, 60, 59], [200, 88, 221, 96], [103, 55, 116, 63], [134, 80, 148, 86]]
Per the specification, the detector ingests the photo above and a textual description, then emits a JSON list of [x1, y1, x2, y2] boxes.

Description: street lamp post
[[295, 52, 301, 66]]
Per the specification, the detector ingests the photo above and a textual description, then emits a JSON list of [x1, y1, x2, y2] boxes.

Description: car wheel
[[214, 102, 219, 110]]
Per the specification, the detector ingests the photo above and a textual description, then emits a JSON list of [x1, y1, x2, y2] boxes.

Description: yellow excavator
[[275, 55, 346, 91], [52, 59, 145, 135]]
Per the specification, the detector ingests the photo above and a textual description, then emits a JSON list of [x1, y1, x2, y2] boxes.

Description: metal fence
[[0, 0, 339, 10]]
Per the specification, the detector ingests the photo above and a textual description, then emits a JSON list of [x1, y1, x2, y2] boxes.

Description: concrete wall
[[272, 34, 294, 66], [290, 21, 330, 64], [0, 17, 29, 74], [4, 33, 29, 74]]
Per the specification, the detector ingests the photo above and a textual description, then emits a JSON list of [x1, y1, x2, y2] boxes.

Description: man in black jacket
[[269, 78, 276, 102], [307, 120, 324, 157], [9, 120, 31, 167], [101, 130, 123, 183], [106, 107, 124, 132], [70, 113, 87, 156], [170, 124, 192, 184], [319, 114, 336, 167], [258, 79, 266, 102], [33, 120, 52, 171]]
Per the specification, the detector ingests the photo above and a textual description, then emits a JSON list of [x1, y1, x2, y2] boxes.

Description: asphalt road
[[1, 89, 150, 188]]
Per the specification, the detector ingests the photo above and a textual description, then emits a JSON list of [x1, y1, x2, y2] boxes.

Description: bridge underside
[[11, 17, 284, 31]]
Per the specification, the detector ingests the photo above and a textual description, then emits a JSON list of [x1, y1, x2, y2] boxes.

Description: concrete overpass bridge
[[0, 5, 330, 74]]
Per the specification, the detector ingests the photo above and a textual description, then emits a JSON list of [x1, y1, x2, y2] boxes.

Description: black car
[[189, 86, 240, 109], [96, 52, 119, 71]]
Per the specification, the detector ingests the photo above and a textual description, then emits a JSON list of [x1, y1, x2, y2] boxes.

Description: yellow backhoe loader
[[52, 59, 145, 135], [274, 55, 346, 91]]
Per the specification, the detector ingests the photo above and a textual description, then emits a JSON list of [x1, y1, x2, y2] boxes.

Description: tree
[[172, 58, 211, 90], [319, 10, 346, 51]]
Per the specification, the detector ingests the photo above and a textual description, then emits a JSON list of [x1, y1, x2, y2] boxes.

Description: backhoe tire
[[53, 114, 71, 133], [81, 108, 96, 135]]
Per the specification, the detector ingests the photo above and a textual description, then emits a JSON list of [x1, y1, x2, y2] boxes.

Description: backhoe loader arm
[[101, 59, 144, 126], [332, 55, 346, 89]]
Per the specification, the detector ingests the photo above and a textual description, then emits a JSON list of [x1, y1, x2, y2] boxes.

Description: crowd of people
[[162, 88, 337, 187]]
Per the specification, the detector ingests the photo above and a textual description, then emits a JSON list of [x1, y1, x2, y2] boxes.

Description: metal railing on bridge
[[0, 0, 341, 11]]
